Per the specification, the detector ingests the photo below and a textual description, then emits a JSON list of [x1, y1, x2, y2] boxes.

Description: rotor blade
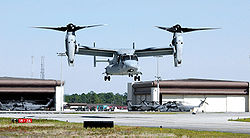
[[155, 26, 169, 30], [33, 26, 67, 32], [181, 27, 220, 33], [75, 24, 105, 31], [155, 26, 176, 33]]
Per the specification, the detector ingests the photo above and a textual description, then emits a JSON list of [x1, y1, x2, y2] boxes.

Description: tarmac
[[1, 112, 250, 134]]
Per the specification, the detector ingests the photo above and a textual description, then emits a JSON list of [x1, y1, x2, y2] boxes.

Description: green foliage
[[64, 91, 127, 105], [229, 118, 250, 122]]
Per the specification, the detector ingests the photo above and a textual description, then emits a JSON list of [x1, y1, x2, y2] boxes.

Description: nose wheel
[[134, 75, 140, 81], [104, 76, 111, 81]]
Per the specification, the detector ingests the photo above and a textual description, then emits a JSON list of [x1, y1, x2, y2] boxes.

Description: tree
[[64, 91, 127, 105], [87, 91, 100, 104]]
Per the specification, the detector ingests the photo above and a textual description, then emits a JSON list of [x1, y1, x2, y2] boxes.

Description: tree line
[[64, 91, 127, 106]]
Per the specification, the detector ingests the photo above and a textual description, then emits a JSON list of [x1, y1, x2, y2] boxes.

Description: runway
[[1, 112, 250, 134]]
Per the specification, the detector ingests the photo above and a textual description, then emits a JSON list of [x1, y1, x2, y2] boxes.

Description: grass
[[0, 118, 250, 137], [229, 118, 250, 122]]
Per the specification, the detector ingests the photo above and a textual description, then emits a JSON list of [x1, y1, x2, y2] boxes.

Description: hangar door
[[162, 94, 247, 112], [204, 95, 227, 112], [226, 95, 248, 112]]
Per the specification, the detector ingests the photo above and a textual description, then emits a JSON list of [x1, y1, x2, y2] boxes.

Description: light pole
[[57, 53, 66, 111], [155, 56, 162, 103]]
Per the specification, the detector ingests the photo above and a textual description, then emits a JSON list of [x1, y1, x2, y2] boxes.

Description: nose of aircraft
[[124, 60, 138, 70]]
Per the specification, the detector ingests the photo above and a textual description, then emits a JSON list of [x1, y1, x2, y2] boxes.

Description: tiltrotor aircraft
[[35, 23, 217, 81]]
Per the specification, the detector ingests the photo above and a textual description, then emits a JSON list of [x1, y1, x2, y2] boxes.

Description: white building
[[128, 79, 249, 112]]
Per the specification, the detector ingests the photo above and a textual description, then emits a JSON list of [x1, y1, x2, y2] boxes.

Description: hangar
[[127, 79, 249, 112], [0, 77, 64, 111]]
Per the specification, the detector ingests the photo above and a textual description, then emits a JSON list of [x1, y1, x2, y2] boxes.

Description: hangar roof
[[0, 77, 63, 93], [133, 78, 248, 88], [133, 78, 249, 95], [0, 77, 63, 87]]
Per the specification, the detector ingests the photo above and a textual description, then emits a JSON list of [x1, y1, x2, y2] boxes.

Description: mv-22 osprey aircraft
[[35, 23, 217, 81]]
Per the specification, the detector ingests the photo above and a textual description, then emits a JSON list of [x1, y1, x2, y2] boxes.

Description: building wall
[[56, 86, 64, 111]]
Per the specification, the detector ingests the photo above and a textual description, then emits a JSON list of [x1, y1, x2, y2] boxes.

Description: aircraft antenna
[[40, 56, 45, 79]]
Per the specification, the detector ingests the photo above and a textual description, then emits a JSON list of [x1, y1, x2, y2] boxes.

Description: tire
[[134, 76, 137, 81]]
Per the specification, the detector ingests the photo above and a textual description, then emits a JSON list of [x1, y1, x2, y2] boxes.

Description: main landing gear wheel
[[134, 75, 140, 81], [104, 76, 111, 81]]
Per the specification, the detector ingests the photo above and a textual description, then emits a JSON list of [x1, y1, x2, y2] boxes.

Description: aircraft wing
[[76, 46, 116, 57], [135, 47, 174, 57]]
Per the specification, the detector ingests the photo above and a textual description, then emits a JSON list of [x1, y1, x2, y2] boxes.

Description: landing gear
[[104, 76, 111, 81], [128, 74, 133, 77], [134, 75, 140, 81]]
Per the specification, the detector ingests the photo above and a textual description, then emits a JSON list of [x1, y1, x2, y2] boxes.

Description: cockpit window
[[121, 55, 138, 61], [124, 55, 130, 60], [131, 55, 138, 61]]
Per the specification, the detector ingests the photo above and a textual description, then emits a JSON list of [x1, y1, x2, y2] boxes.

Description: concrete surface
[[1, 112, 250, 134]]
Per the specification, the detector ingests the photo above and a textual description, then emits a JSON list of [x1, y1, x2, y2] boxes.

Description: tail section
[[127, 100, 133, 107], [198, 97, 208, 107], [45, 99, 53, 107], [141, 100, 148, 106]]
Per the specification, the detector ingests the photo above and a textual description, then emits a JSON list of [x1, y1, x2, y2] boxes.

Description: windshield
[[121, 55, 138, 61], [131, 55, 138, 61]]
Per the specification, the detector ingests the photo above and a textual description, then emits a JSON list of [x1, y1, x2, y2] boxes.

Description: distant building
[[0, 77, 64, 111], [128, 78, 249, 112]]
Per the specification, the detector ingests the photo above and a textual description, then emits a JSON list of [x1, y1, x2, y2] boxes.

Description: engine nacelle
[[67, 58, 74, 67], [174, 55, 181, 67], [173, 44, 183, 67], [171, 33, 183, 67]]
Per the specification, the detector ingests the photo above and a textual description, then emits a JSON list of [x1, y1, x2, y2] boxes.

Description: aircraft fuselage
[[105, 54, 141, 76]]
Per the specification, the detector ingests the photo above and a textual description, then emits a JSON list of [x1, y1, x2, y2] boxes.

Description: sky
[[0, 0, 250, 94]]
